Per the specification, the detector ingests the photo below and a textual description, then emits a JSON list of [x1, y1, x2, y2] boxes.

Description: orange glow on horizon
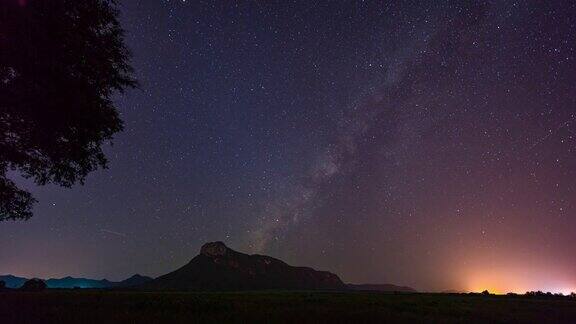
[[462, 266, 576, 295]]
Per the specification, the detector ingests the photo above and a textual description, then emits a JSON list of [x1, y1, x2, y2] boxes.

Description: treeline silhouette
[[465, 289, 576, 299], [521, 291, 576, 298], [2, 277, 575, 299]]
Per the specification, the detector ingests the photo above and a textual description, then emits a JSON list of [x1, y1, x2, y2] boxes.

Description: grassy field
[[1, 290, 575, 323]]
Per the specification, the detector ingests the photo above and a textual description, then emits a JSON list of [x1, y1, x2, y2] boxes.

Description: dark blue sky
[[2, 0, 576, 293]]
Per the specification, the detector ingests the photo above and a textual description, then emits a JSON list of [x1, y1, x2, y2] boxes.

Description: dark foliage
[[0, 0, 136, 220], [0, 280, 5, 289], [20, 278, 46, 291], [524, 291, 576, 299]]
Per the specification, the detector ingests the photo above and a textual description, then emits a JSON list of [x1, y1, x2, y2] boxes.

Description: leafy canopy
[[0, 0, 136, 220]]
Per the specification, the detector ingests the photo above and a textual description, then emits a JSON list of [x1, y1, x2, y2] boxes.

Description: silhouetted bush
[[525, 291, 546, 297], [524, 291, 570, 298], [20, 279, 46, 291], [0, 280, 5, 289], [481, 290, 490, 296]]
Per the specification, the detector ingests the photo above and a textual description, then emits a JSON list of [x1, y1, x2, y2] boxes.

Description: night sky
[[2, 0, 576, 293]]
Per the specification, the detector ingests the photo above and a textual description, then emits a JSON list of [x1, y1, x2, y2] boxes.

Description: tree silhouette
[[0, 0, 136, 220], [20, 278, 46, 291]]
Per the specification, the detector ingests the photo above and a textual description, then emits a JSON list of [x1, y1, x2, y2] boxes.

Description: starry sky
[[2, 0, 576, 293]]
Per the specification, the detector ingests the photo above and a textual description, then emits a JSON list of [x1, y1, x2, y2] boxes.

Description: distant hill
[[117, 274, 153, 288], [0, 274, 152, 289], [0, 275, 28, 289], [347, 283, 417, 293], [46, 277, 115, 289], [142, 241, 345, 291]]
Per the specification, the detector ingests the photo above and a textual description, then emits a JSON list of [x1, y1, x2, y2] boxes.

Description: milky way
[[1, 1, 576, 293]]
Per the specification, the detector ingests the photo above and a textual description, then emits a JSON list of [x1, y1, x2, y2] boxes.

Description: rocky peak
[[143, 241, 346, 291], [200, 241, 228, 257]]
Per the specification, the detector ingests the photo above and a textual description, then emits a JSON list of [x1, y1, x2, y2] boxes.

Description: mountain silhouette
[[1, 243, 417, 292], [142, 241, 345, 291], [0, 275, 27, 289], [0, 274, 152, 289], [117, 274, 153, 288]]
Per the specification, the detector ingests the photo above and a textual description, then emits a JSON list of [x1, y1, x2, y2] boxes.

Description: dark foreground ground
[[1, 291, 575, 323]]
